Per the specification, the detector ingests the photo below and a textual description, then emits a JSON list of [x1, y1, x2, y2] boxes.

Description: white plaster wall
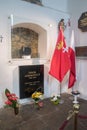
[[67, 0, 87, 100], [43, 0, 69, 13], [67, 0, 87, 46], [0, 0, 70, 108]]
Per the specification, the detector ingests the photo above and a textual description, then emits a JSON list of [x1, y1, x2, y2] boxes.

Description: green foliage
[[5, 88, 10, 96]]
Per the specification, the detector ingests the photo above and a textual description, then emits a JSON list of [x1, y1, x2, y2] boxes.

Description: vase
[[35, 102, 40, 110], [34, 101, 43, 110], [14, 107, 19, 115], [38, 101, 43, 108]]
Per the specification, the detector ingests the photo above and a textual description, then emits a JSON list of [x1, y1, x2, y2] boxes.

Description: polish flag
[[68, 30, 76, 88]]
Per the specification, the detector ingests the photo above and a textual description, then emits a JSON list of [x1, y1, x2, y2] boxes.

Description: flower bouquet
[[31, 91, 44, 109], [50, 95, 60, 105], [4, 88, 19, 115]]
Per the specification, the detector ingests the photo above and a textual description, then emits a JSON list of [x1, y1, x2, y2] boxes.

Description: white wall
[[67, 0, 87, 100], [1, 0, 87, 108], [0, 0, 72, 108]]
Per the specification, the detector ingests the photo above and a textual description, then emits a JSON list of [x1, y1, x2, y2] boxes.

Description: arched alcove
[[11, 23, 47, 59]]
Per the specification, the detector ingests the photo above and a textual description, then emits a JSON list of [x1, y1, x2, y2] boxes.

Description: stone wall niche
[[11, 23, 47, 59]]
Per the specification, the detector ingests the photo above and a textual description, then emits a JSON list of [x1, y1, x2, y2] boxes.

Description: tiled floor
[[0, 93, 87, 130]]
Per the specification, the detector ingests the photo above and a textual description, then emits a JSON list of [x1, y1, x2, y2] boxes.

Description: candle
[[10, 14, 13, 26]]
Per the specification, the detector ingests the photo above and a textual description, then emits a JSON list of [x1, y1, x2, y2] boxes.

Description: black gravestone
[[19, 65, 44, 99]]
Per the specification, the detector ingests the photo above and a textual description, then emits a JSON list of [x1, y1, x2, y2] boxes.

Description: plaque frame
[[19, 64, 44, 99], [75, 46, 87, 57]]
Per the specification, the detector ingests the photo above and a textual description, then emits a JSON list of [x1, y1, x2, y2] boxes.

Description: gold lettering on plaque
[[24, 71, 40, 79], [24, 88, 35, 92], [24, 71, 41, 86], [25, 81, 40, 85]]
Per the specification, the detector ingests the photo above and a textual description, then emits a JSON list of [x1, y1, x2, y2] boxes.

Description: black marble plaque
[[19, 65, 44, 99]]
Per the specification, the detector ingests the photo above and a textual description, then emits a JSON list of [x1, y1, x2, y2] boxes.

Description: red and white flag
[[68, 30, 76, 88], [49, 27, 71, 82]]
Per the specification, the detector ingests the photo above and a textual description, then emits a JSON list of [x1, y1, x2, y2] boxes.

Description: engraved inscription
[[19, 65, 44, 99]]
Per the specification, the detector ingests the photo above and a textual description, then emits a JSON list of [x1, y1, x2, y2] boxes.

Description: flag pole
[[59, 83, 64, 104], [49, 19, 71, 102]]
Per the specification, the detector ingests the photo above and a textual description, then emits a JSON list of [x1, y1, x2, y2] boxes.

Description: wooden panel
[[75, 46, 87, 57]]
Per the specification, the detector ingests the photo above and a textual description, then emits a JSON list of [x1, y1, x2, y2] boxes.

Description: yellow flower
[[32, 92, 43, 99]]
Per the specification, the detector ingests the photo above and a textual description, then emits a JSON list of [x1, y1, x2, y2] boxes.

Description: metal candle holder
[[72, 91, 80, 104]]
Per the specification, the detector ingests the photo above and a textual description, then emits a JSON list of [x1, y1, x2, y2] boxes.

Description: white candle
[[10, 14, 13, 26]]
